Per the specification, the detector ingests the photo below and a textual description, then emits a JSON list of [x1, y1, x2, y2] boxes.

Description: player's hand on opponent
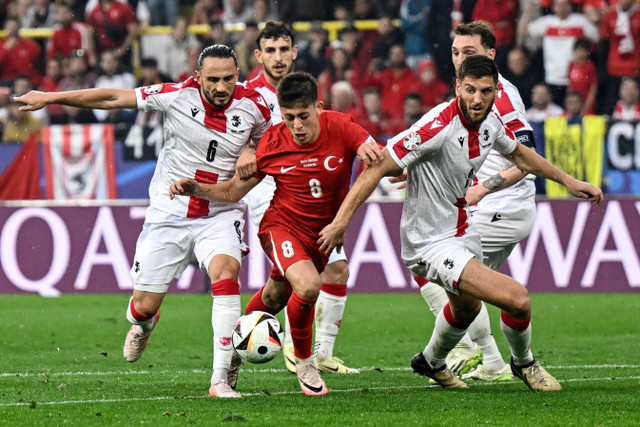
[[356, 139, 383, 166], [464, 183, 489, 206], [169, 179, 199, 199], [388, 169, 408, 190], [567, 179, 604, 205], [318, 221, 346, 255], [236, 145, 257, 180], [13, 91, 47, 111]]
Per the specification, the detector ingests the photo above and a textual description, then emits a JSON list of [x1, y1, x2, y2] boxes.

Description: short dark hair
[[457, 55, 499, 84], [256, 21, 295, 49], [277, 72, 318, 109], [198, 44, 238, 68], [140, 57, 158, 68], [454, 21, 497, 50], [573, 38, 590, 52]]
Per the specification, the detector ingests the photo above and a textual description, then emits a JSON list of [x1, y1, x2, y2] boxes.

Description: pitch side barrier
[[1, 198, 639, 296]]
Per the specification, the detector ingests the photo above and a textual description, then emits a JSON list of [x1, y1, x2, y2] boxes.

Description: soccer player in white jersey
[[319, 55, 603, 391], [15, 45, 272, 399], [393, 21, 544, 382], [236, 22, 366, 375]]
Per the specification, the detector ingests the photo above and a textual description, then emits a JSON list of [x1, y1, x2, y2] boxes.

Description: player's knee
[[262, 285, 289, 311], [297, 284, 321, 302], [321, 260, 349, 284], [509, 292, 531, 320]]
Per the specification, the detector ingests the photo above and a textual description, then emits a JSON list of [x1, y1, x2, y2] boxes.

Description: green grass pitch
[[1, 293, 639, 425]]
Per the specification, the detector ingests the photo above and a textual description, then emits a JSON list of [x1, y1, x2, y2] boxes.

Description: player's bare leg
[[123, 290, 165, 362], [315, 260, 359, 374], [208, 254, 242, 398], [285, 260, 328, 396]]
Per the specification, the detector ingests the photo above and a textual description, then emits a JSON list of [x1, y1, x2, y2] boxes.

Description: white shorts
[[131, 206, 248, 293], [471, 200, 536, 270], [244, 175, 347, 265], [406, 230, 482, 295]]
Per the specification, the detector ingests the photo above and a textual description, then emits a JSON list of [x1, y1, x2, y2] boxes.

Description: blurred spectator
[[371, 14, 405, 62], [11, 74, 49, 125], [526, 82, 565, 122], [296, 21, 329, 78], [364, 44, 420, 120], [384, 92, 424, 135], [568, 38, 598, 114], [337, 23, 374, 93], [353, 0, 379, 19], [330, 80, 358, 114], [22, 0, 57, 29], [235, 20, 260, 79], [47, 3, 97, 68], [221, 0, 255, 25], [86, 0, 138, 68], [563, 90, 585, 122], [39, 58, 66, 124], [318, 47, 353, 106], [519, 0, 599, 106], [93, 50, 137, 123], [472, 1, 519, 69], [57, 50, 98, 123], [85, 0, 151, 31], [253, 0, 279, 22], [415, 58, 448, 111], [59, 0, 86, 22], [612, 77, 640, 121], [146, 0, 179, 25], [351, 86, 392, 140], [599, 0, 640, 115], [190, 0, 223, 25], [139, 57, 173, 85], [501, 46, 540, 108], [176, 46, 201, 81], [161, 16, 200, 81], [202, 17, 231, 47], [0, 17, 43, 86], [427, 0, 475, 84], [399, 0, 431, 70], [333, 4, 351, 20], [1, 101, 44, 143]]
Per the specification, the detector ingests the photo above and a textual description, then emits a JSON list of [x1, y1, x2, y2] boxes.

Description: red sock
[[130, 298, 155, 322], [287, 292, 316, 360], [245, 287, 278, 315], [320, 283, 347, 296]]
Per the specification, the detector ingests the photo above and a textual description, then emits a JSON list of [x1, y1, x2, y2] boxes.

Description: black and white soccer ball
[[231, 311, 284, 363]]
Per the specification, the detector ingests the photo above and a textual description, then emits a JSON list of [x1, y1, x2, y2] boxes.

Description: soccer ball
[[232, 311, 284, 363]]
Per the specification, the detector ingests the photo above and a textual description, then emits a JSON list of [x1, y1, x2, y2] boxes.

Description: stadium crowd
[[0, 0, 639, 144]]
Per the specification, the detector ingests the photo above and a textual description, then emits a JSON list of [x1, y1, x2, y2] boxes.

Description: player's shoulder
[[415, 98, 458, 131], [232, 83, 271, 117]]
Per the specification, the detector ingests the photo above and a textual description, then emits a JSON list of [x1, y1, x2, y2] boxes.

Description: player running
[[170, 72, 382, 395], [15, 45, 272, 399], [319, 55, 603, 392], [237, 21, 366, 375]]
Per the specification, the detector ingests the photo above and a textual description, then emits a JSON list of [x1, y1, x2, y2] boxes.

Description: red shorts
[[258, 224, 328, 282]]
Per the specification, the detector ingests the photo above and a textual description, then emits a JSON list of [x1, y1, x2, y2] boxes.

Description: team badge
[[143, 84, 163, 95], [403, 132, 422, 150]]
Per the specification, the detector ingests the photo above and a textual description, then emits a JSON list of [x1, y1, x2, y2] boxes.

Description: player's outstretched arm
[[14, 88, 137, 111], [169, 175, 260, 203], [235, 144, 257, 180], [465, 162, 528, 205], [504, 143, 604, 204], [318, 149, 402, 254]]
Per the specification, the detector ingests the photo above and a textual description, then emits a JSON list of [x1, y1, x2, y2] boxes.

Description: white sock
[[210, 295, 241, 384], [466, 303, 505, 369], [283, 309, 293, 345], [314, 290, 346, 358], [125, 296, 156, 331], [499, 313, 534, 366], [423, 305, 469, 369]]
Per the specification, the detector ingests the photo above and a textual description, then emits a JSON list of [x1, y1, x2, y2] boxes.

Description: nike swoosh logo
[[323, 365, 340, 372], [299, 378, 325, 394], [280, 166, 296, 173]]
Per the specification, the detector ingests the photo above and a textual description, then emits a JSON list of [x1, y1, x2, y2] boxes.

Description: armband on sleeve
[[514, 129, 535, 149]]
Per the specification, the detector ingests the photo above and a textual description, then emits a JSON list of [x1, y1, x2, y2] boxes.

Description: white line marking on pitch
[[0, 375, 639, 408], [1, 364, 639, 378]]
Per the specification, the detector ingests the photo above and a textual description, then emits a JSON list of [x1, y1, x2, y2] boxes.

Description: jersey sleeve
[[495, 78, 535, 148], [493, 117, 518, 155], [135, 81, 183, 112], [527, 16, 547, 38], [343, 114, 375, 152], [386, 102, 450, 169]]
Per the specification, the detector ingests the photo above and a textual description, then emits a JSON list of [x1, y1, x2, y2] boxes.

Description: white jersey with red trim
[[387, 98, 517, 267], [246, 73, 281, 124], [135, 77, 271, 218], [474, 74, 536, 207]]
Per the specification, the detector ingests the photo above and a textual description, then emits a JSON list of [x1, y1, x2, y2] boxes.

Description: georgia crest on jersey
[[386, 98, 517, 265], [135, 77, 271, 218]]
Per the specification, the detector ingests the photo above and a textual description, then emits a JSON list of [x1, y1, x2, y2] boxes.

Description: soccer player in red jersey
[[169, 72, 382, 395]]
